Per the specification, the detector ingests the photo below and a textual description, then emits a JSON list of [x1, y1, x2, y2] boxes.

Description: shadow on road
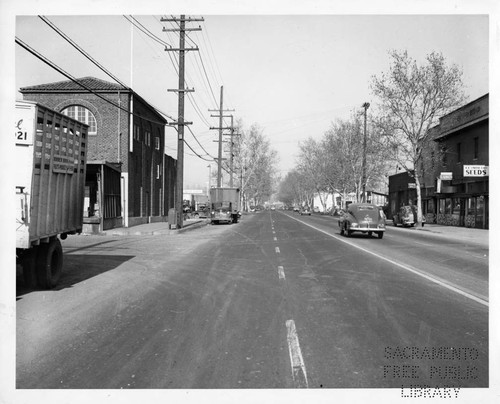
[[16, 253, 134, 298]]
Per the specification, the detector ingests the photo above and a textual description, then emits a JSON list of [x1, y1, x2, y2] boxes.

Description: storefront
[[427, 94, 489, 229], [389, 94, 489, 229]]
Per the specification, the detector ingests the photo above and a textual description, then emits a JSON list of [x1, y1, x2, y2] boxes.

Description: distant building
[[389, 94, 488, 228], [20, 77, 177, 232], [313, 190, 388, 213]]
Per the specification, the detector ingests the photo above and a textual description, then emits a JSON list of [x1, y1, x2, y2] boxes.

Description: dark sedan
[[339, 203, 386, 239]]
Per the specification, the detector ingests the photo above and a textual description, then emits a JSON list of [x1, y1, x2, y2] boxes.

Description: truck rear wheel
[[36, 238, 63, 289]]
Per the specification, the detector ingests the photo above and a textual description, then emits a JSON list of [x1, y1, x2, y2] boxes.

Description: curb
[[166, 219, 210, 235], [100, 219, 210, 236]]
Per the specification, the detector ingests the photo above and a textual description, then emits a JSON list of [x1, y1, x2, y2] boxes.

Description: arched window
[[62, 105, 97, 135]]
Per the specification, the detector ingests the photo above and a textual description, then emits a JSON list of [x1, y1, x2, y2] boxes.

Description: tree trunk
[[415, 174, 423, 226]]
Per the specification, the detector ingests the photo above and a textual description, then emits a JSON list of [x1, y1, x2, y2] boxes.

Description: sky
[[7, 5, 491, 190]]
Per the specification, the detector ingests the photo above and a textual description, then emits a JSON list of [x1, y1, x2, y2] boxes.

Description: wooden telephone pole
[[228, 115, 241, 187], [209, 86, 234, 187], [162, 15, 202, 228]]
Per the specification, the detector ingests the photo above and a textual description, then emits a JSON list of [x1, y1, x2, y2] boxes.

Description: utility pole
[[162, 15, 202, 228], [361, 102, 370, 203], [209, 86, 234, 187], [228, 115, 241, 187], [217, 87, 223, 187]]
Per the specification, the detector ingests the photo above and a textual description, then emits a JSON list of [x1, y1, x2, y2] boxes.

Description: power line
[[124, 15, 172, 48], [15, 36, 173, 126], [37, 16, 176, 122], [186, 125, 215, 159], [39, 16, 129, 89]]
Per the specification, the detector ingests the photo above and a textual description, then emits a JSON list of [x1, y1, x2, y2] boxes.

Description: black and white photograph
[[1, 0, 498, 403]]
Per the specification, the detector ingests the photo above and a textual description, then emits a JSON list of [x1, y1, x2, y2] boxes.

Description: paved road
[[16, 211, 488, 390]]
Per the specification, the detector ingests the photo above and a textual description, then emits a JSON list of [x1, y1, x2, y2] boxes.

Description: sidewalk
[[394, 221, 488, 247], [100, 218, 210, 236]]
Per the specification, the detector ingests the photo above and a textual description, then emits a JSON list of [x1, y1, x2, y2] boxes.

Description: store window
[[452, 198, 461, 215], [426, 199, 435, 214], [467, 197, 476, 214], [438, 198, 452, 214], [62, 105, 97, 135]]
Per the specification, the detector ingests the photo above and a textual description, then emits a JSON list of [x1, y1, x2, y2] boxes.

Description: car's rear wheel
[[340, 224, 344, 235], [346, 225, 352, 237], [377, 232, 384, 239]]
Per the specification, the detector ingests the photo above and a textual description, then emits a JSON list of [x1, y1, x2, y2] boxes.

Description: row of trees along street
[[278, 50, 467, 224], [215, 122, 280, 211]]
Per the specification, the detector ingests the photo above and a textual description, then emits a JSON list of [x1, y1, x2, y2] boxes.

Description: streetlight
[[361, 102, 370, 203]]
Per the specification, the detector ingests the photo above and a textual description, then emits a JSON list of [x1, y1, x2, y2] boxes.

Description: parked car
[[339, 203, 386, 239], [192, 205, 209, 219], [300, 207, 311, 216], [393, 205, 416, 227]]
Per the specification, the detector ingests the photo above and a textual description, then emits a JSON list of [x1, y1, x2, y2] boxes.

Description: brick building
[[20, 77, 177, 232], [388, 94, 489, 229]]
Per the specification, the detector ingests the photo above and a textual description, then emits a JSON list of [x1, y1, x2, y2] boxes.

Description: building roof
[[20, 76, 169, 124], [431, 93, 489, 141], [19, 76, 130, 93]]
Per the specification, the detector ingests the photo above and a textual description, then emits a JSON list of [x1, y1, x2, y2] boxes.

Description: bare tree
[[371, 50, 466, 224], [296, 138, 331, 211], [234, 123, 279, 209], [278, 170, 314, 208]]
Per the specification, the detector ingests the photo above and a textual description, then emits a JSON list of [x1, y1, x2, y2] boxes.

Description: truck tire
[[36, 238, 63, 289], [21, 247, 38, 289]]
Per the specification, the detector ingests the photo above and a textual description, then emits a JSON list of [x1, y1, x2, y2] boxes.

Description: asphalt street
[[16, 211, 488, 390]]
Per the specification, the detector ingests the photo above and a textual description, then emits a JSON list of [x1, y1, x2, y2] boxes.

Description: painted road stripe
[[275, 247, 280, 254], [285, 214, 488, 307], [286, 320, 308, 388], [274, 237, 278, 241], [278, 266, 285, 280]]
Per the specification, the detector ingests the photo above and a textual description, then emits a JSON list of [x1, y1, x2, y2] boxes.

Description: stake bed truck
[[210, 187, 240, 224], [15, 100, 88, 289]]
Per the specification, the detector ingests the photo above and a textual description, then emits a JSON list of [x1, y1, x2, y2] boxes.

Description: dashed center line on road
[[286, 319, 309, 388], [278, 266, 285, 280], [271, 216, 308, 388]]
